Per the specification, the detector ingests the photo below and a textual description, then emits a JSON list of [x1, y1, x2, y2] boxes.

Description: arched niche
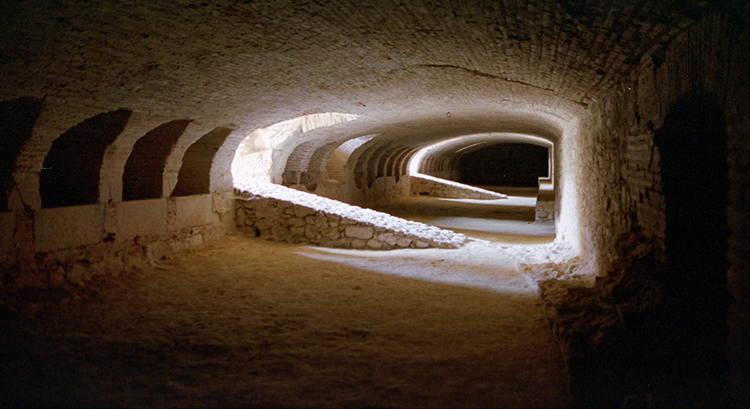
[[40, 109, 132, 208], [653, 93, 730, 402], [172, 127, 234, 197], [0, 97, 44, 212], [122, 119, 192, 201]]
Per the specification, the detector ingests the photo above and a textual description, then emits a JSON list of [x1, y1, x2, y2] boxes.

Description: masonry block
[[35, 204, 104, 253], [345, 225, 374, 239], [116, 198, 168, 240], [173, 194, 214, 230]]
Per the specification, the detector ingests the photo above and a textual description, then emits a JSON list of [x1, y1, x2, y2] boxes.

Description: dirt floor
[[1, 196, 571, 409]]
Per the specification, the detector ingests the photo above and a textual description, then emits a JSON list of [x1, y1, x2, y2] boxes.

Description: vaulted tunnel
[[457, 143, 550, 187], [1, 1, 750, 407], [413, 134, 554, 189]]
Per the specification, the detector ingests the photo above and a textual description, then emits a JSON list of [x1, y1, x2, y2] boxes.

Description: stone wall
[[409, 174, 507, 200], [571, 12, 750, 405], [234, 187, 465, 250], [0, 193, 234, 311]]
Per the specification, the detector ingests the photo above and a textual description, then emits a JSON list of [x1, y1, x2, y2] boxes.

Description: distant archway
[[458, 143, 549, 188]]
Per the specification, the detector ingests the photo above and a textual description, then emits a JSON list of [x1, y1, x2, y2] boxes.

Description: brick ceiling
[[2, 0, 728, 106], [0, 0, 742, 185]]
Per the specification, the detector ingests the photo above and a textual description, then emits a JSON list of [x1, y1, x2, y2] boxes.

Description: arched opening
[[322, 135, 377, 185], [653, 94, 730, 402], [172, 127, 234, 197], [0, 97, 44, 211], [233, 113, 360, 190], [360, 135, 558, 243], [40, 109, 132, 208], [458, 143, 549, 190], [323, 147, 348, 182], [122, 119, 192, 201], [568, 95, 733, 408]]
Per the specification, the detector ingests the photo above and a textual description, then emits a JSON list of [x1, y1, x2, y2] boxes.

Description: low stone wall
[[410, 174, 507, 200], [1, 193, 234, 312], [234, 185, 466, 250]]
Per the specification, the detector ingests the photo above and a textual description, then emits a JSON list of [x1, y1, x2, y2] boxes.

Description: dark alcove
[[652, 93, 730, 404], [123, 119, 192, 201], [0, 97, 44, 211], [40, 109, 132, 208], [565, 94, 731, 409], [172, 127, 233, 197], [458, 143, 548, 187]]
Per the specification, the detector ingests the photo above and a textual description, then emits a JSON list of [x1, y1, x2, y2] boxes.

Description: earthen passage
[[0, 1, 749, 408]]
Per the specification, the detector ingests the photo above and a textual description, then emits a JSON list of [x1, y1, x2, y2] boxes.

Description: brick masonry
[[0, 0, 749, 403], [575, 12, 750, 401]]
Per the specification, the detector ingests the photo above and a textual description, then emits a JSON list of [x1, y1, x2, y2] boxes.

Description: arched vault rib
[[231, 103, 580, 248], [413, 133, 555, 182]]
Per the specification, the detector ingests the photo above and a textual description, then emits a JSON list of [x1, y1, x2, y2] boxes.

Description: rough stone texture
[[344, 225, 374, 240], [409, 175, 508, 200], [173, 194, 215, 229], [538, 230, 663, 407], [0, 0, 749, 405], [535, 201, 555, 223], [570, 12, 750, 406], [535, 179, 555, 222], [236, 196, 456, 250]]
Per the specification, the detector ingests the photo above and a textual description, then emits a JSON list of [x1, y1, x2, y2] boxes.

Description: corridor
[[1, 235, 570, 409]]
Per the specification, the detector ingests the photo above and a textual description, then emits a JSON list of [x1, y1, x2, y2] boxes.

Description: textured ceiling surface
[[1, 0, 745, 199], [1, 0, 729, 111]]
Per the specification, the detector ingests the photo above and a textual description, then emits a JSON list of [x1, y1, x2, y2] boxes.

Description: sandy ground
[[1, 196, 571, 409]]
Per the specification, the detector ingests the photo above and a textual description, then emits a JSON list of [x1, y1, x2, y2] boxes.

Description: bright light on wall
[[231, 112, 360, 186]]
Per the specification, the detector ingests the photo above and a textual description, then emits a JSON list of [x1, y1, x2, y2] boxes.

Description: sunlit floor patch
[[0, 234, 572, 409], [298, 241, 539, 295]]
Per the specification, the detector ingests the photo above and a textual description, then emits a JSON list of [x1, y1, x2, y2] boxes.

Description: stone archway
[[653, 93, 730, 402]]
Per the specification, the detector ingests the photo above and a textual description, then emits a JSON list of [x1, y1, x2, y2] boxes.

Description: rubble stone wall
[[235, 196, 457, 250], [563, 12, 750, 404]]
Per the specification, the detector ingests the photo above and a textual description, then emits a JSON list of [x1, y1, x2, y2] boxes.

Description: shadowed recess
[[123, 119, 192, 201], [39, 109, 132, 208], [459, 143, 549, 187], [172, 127, 233, 197], [0, 97, 43, 211]]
